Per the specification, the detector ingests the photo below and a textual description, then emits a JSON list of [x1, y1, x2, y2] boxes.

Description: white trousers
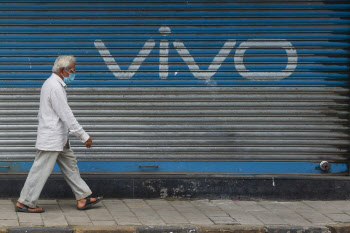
[[18, 142, 92, 208]]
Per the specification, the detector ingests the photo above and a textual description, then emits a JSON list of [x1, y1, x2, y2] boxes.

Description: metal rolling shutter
[[0, 1, 349, 173]]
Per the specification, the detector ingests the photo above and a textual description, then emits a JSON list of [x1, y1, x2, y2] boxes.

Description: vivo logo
[[95, 26, 297, 81]]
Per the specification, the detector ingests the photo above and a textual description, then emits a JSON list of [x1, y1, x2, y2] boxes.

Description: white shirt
[[35, 73, 89, 151]]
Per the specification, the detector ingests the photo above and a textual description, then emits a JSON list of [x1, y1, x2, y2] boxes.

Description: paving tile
[[249, 210, 287, 225], [137, 216, 166, 225], [0, 204, 15, 210], [101, 199, 123, 203], [102, 200, 132, 212], [132, 209, 156, 217], [123, 199, 150, 209], [17, 212, 42, 221], [40, 204, 68, 226], [65, 216, 92, 225], [58, 201, 89, 217], [42, 216, 68, 227], [146, 199, 177, 211], [281, 202, 320, 212], [191, 200, 230, 217], [211, 199, 240, 206], [281, 202, 336, 225], [179, 212, 214, 225], [92, 220, 117, 225], [0, 199, 14, 205], [170, 200, 204, 213], [327, 213, 350, 222], [327, 201, 350, 212], [85, 207, 114, 221], [271, 209, 313, 226], [281, 201, 335, 225], [178, 212, 213, 224], [296, 211, 336, 225], [235, 201, 267, 211], [259, 201, 292, 211], [17, 212, 43, 226], [0, 219, 19, 227], [19, 222, 44, 227], [156, 210, 189, 224], [303, 201, 343, 214], [123, 199, 165, 225], [171, 204, 214, 226], [212, 200, 263, 225], [168, 200, 193, 208], [40, 204, 61, 213], [190, 200, 236, 224], [104, 200, 139, 223], [211, 200, 242, 210], [113, 216, 142, 225], [145, 199, 171, 206], [258, 201, 312, 226], [103, 201, 136, 220], [0, 209, 17, 220], [170, 201, 201, 210], [169, 206, 200, 214], [110, 211, 137, 218], [208, 216, 237, 224], [57, 200, 79, 212]]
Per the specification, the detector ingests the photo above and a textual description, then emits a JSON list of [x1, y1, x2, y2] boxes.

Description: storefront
[[0, 1, 349, 180]]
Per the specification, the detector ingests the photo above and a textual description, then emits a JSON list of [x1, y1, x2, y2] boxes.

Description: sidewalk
[[1, 198, 350, 232]]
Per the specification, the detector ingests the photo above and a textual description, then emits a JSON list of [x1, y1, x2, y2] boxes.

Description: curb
[[266, 225, 331, 233], [73, 225, 265, 233], [8, 227, 72, 233], [4, 224, 350, 233], [137, 225, 198, 233], [73, 226, 135, 233], [327, 224, 350, 233], [199, 225, 265, 233]]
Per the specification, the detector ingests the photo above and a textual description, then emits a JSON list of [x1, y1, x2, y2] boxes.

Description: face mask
[[63, 70, 75, 84]]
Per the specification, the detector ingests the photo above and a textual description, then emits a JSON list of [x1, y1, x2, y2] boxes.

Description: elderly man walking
[[15, 55, 102, 213]]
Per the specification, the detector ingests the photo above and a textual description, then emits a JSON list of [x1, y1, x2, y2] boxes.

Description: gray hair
[[52, 55, 76, 73]]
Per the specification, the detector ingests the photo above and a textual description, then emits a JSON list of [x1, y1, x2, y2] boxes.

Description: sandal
[[15, 205, 45, 213], [77, 196, 103, 210]]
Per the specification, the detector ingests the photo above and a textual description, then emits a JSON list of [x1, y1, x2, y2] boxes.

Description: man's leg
[[56, 144, 92, 201], [17, 150, 59, 208]]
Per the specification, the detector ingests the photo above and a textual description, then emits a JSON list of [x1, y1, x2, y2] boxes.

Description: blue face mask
[[63, 71, 75, 84]]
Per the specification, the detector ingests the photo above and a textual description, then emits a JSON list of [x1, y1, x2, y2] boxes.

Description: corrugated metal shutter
[[0, 1, 349, 172]]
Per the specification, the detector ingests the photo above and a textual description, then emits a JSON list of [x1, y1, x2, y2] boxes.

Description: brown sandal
[[15, 205, 45, 213], [77, 196, 103, 210]]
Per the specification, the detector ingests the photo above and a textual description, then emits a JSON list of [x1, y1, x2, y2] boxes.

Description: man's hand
[[85, 137, 92, 148]]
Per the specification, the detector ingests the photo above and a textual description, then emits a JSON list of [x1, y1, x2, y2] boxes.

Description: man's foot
[[77, 196, 103, 210], [15, 202, 44, 213]]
